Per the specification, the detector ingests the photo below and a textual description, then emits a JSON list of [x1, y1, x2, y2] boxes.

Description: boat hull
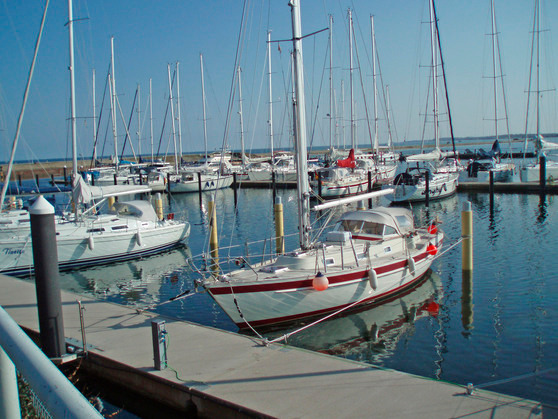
[[386, 172, 458, 203], [169, 174, 233, 193], [205, 240, 439, 329]]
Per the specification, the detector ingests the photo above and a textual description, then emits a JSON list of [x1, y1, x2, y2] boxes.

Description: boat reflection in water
[[264, 270, 442, 364], [58, 247, 192, 307]]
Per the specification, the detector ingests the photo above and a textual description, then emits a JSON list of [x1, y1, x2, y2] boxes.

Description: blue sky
[[1, 0, 557, 161]]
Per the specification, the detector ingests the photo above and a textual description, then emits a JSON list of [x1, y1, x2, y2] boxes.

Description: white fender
[[368, 268, 378, 290], [136, 232, 142, 246], [87, 236, 94, 251], [408, 256, 416, 275]]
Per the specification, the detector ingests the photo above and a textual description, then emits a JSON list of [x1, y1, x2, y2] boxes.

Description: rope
[[229, 283, 265, 340], [135, 289, 194, 314]]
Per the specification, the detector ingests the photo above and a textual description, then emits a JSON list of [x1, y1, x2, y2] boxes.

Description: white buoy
[[87, 236, 94, 250], [368, 268, 378, 290]]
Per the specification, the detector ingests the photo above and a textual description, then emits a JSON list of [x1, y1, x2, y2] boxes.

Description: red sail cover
[[337, 148, 356, 168]]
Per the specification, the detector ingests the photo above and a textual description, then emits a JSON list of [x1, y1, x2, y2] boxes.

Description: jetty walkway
[[0, 273, 550, 418]]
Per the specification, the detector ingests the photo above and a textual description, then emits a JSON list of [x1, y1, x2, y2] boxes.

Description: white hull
[[311, 175, 371, 198], [247, 170, 297, 182], [169, 174, 233, 193], [386, 172, 458, 203], [0, 203, 190, 276], [519, 162, 558, 182]]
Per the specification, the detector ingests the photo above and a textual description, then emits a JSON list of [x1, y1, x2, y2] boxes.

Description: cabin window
[[325, 258, 335, 266], [361, 222, 384, 236], [395, 215, 412, 230], [111, 225, 128, 231], [339, 220, 363, 233], [86, 228, 105, 233], [384, 226, 398, 236]]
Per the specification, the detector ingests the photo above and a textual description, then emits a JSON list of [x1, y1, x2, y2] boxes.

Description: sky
[[1, 0, 558, 162]]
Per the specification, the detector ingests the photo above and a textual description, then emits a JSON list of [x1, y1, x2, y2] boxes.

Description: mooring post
[[539, 155, 546, 191], [461, 270, 474, 334], [167, 172, 171, 194], [425, 172, 430, 207], [272, 171, 277, 202], [113, 173, 117, 185], [63, 166, 68, 185], [233, 173, 238, 207], [155, 192, 163, 221], [0, 346, 20, 419], [367, 171, 373, 209], [197, 172, 202, 203], [461, 201, 473, 272], [489, 170, 494, 211], [208, 198, 219, 269], [30, 196, 66, 359], [317, 171, 322, 198], [274, 196, 284, 254]]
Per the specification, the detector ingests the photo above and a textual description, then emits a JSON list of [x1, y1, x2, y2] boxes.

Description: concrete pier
[[0, 274, 550, 418]]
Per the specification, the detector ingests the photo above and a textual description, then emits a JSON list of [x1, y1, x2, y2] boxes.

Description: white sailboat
[[385, 0, 459, 203], [169, 54, 233, 193], [0, 0, 190, 276], [200, 0, 444, 330], [460, 0, 515, 183], [519, 0, 558, 183]]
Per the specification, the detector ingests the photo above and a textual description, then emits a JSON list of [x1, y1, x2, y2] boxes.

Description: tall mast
[[149, 78, 154, 162], [536, 0, 540, 138], [386, 85, 393, 149], [429, 0, 440, 150], [289, 0, 311, 250], [341, 80, 345, 149], [371, 15, 379, 153], [348, 8, 355, 150], [176, 62, 183, 162], [328, 15, 333, 149], [167, 64, 178, 173], [490, 0, 498, 141], [110, 37, 119, 171], [137, 83, 141, 157], [267, 30, 275, 162], [92, 69, 97, 162], [237, 66, 246, 166], [68, 0, 78, 179], [200, 54, 208, 164]]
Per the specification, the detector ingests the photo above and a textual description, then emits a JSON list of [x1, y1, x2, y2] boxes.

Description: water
[[48, 186, 558, 408]]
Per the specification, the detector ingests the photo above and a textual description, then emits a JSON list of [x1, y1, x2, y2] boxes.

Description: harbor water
[[15, 184, 558, 408]]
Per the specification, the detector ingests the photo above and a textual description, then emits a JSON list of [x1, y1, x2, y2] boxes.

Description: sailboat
[[460, 0, 515, 183], [169, 54, 234, 193], [519, 0, 558, 183], [199, 0, 444, 330], [385, 0, 459, 204], [0, 0, 190, 276], [310, 9, 377, 199]]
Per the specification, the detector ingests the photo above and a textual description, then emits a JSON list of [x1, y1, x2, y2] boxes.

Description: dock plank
[[0, 274, 548, 418]]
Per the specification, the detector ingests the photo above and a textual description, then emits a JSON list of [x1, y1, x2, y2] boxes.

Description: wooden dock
[[0, 274, 551, 418]]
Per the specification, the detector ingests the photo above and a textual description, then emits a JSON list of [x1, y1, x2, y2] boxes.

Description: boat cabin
[[328, 207, 414, 242]]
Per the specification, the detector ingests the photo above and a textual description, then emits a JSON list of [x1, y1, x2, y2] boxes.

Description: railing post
[[0, 345, 20, 419]]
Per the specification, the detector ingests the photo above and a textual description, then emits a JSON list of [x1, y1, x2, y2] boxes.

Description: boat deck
[[0, 273, 551, 418]]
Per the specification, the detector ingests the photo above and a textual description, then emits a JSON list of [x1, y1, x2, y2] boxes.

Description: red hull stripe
[[208, 242, 441, 296], [235, 270, 430, 328]]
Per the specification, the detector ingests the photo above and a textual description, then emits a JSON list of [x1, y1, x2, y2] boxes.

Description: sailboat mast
[[176, 62, 183, 162], [149, 78, 154, 163], [267, 30, 275, 161], [348, 8, 355, 150], [490, 0, 498, 141], [68, 0, 78, 179], [110, 37, 119, 171], [371, 15, 379, 153], [536, 0, 540, 138], [200, 54, 208, 164], [429, 0, 439, 150], [167, 64, 178, 173], [329, 15, 334, 150], [237, 66, 246, 166], [92, 69, 97, 163], [289, 0, 311, 250], [137, 83, 141, 157]]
